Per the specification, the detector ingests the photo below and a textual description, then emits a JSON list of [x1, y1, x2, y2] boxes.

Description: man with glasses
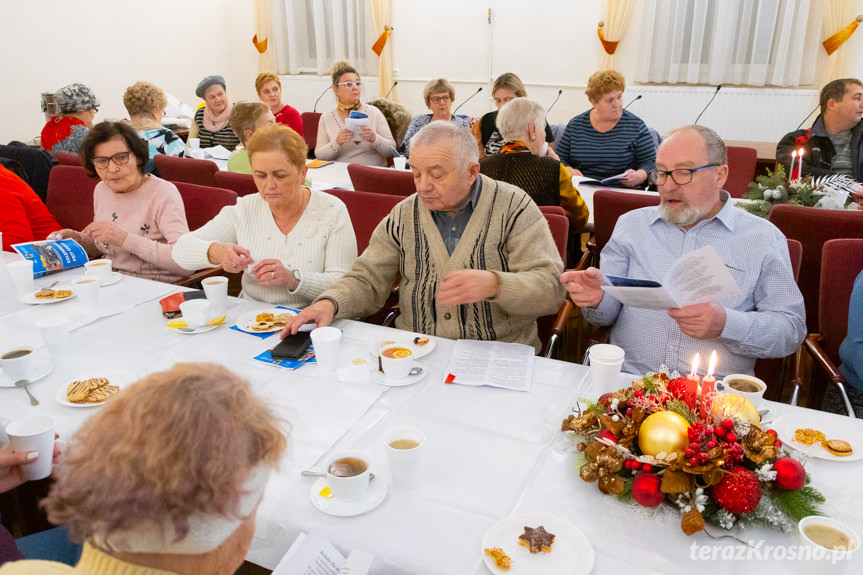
[[561, 125, 805, 378]]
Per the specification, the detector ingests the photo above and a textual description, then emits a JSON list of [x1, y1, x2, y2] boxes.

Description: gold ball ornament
[[638, 411, 691, 457], [711, 394, 761, 425]]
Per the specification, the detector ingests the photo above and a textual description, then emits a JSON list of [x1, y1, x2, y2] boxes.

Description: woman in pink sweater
[[54, 122, 192, 283]]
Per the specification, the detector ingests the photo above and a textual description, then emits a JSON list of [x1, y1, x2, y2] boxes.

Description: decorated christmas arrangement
[[562, 353, 825, 537], [743, 163, 863, 219]]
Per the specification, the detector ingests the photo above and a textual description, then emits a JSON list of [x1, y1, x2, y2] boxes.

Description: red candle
[[684, 353, 700, 410], [699, 351, 718, 418]]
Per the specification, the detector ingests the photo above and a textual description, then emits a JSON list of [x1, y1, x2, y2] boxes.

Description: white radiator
[[279, 75, 380, 115]]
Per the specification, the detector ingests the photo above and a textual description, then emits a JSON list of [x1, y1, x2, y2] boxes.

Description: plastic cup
[[588, 344, 625, 388], [179, 299, 211, 328], [393, 157, 407, 170], [188, 138, 200, 150], [7, 260, 34, 298], [325, 451, 370, 502], [5, 416, 55, 480], [36, 315, 71, 359], [71, 277, 100, 319], [202, 276, 228, 319], [383, 427, 425, 490], [311, 327, 341, 374]]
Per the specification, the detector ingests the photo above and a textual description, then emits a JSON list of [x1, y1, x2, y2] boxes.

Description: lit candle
[[795, 148, 806, 180], [684, 353, 700, 410], [789, 150, 797, 183], [699, 351, 718, 417]]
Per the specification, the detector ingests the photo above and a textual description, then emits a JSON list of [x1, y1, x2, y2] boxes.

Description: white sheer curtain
[[636, 0, 823, 87]]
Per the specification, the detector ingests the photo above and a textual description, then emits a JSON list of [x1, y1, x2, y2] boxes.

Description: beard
[[659, 199, 705, 227]]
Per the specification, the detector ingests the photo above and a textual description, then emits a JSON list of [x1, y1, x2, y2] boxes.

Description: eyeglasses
[[649, 164, 719, 185], [92, 151, 131, 170], [338, 81, 362, 89], [90, 107, 99, 114], [430, 95, 451, 103]]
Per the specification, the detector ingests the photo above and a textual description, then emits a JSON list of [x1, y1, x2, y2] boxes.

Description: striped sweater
[[193, 107, 241, 150]]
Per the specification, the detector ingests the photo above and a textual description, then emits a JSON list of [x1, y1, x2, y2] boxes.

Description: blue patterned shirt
[[399, 114, 471, 158], [138, 128, 186, 174], [584, 191, 806, 378]]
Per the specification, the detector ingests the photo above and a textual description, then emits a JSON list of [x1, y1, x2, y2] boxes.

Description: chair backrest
[[347, 163, 416, 197], [0, 143, 54, 201], [819, 239, 863, 360], [593, 189, 661, 253], [768, 204, 863, 333], [172, 181, 237, 231], [54, 151, 82, 167], [213, 171, 259, 197], [153, 155, 219, 187], [301, 112, 321, 158], [787, 238, 802, 283], [542, 212, 569, 266], [46, 166, 97, 230], [538, 205, 566, 217], [725, 146, 757, 198], [323, 189, 403, 254]]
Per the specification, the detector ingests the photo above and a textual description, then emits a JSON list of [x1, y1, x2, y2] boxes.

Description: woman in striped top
[[557, 70, 655, 187], [172, 124, 357, 307], [190, 75, 241, 150]]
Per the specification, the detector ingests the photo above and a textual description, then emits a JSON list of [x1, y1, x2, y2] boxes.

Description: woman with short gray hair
[[399, 78, 470, 158]]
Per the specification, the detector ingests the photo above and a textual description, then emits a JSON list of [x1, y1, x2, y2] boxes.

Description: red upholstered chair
[[153, 155, 220, 187], [790, 239, 863, 414], [347, 163, 416, 197], [768, 204, 863, 334], [172, 181, 237, 231], [538, 205, 566, 217], [539, 211, 572, 359], [54, 151, 82, 167], [214, 171, 259, 197], [45, 166, 97, 230], [301, 112, 321, 158], [725, 146, 757, 198], [323, 189, 402, 254]]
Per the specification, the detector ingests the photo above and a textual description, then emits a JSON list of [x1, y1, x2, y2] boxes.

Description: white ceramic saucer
[[369, 361, 426, 387], [168, 324, 219, 335], [310, 477, 387, 517], [0, 359, 54, 388], [758, 407, 777, 425], [98, 272, 123, 287]]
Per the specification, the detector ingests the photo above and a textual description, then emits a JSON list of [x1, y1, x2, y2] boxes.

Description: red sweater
[[274, 104, 304, 137], [0, 165, 61, 250]]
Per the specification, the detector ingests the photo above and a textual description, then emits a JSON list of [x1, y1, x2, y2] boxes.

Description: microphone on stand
[[312, 85, 331, 113], [624, 94, 642, 110], [453, 87, 483, 115], [384, 81, 398, 100], [795, 104, 819, 130], [694, 85, 722, 125], [546, 90, 563, 114]]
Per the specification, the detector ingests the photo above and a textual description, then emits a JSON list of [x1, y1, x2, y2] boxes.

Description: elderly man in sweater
[[282, 121, 566, 352]]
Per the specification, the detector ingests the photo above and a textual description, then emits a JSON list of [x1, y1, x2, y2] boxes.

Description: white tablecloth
[[0, 262, 860, 574]]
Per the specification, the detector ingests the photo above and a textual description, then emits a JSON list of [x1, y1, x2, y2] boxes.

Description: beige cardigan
[[321, 175, 566, 352], [314, 104, 395, 167]]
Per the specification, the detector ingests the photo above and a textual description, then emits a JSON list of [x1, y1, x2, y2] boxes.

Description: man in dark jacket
[[776, 78, 863, 182]]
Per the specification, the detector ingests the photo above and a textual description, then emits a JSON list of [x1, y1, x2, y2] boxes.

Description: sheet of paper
[[600, 172, 629, 185], [601, 284, 680, 310], [272, 532, 345, 575], [443, 339, 534, 392], [202, 145, 232, 160]]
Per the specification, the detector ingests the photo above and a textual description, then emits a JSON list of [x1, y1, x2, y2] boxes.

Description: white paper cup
[[187, 137, 200, 150], [84, 258, 113, 282], [380, 344, 413, 379], [5, 416, 55, 480], [36, 315, 71, 359], [589, 343, 625, 363], [393, 156, 407, 170], [325, 451, 370, 502], [311, 326, 341, 374], [383, 427, 425, 490], [0, 346, 37, 381], [201, 276, 228, 319], [719, 373, 767, 408], [71, 277, 100, 319], [798, 516, 858, 573], [179, 299, 211, 328], [8, 260, 34, 298]]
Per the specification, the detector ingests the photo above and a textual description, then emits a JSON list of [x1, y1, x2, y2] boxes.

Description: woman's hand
[[82, 221, 128, 248], [207, 243, 253, 272], [359, 126, 377, 143], [48, 229, 80, 242], [336, 129, 354, 145], [620, 168, 648, 187], [252, 259, 299, 290], [0, 439, 61, 493]]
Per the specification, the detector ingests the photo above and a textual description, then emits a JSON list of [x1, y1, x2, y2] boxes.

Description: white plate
[[169, 323, 219, 335], [0, 359, 54, 388], [234, 308, 298, 334], [480, 513, 594, 575], [97, 272, 123, 287], [54, 369, 138, 407], [20, 285, 76, 305], [772, 413, 863, 462], [369, 361, 427, 387], [367, 334, 435, 359], [310, 476, 387, 517]]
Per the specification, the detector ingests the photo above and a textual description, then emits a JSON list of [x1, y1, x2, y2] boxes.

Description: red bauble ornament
[[711, 466, 762, 514], [667, 377, 689, 399], [774, 457, 806, 490], [598, 429, 617, 444], [632, 473, 664, 507]]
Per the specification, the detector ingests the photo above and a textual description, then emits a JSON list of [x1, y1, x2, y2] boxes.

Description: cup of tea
[[393, 156, 407, 170], [179, 299, 211, 329], [5, 415, 56, 480], [84, 259, 113, 282], [383, 427, 425, 490], [798, 515, 858, 572], [71, 277, 100, 319], [201, 276, 228, 319], [325, 451, 370, 502], [380, 344, 413, 379], [0, 346, 36, 381], [720, 374, 766, 407]]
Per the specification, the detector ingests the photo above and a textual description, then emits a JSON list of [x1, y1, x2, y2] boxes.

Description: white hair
[[410, 120, 478, 170], [496, 97, 547, 142]]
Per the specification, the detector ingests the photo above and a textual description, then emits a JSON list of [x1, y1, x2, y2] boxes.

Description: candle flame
[[707, 350, 717, 378], [791, 150, 798, 159], [690, 353, 700, 377], [798, 148, 805, 158]]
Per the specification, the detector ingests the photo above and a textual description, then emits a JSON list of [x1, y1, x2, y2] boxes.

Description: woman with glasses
[[314, 61, 395, 166], [123, 81, 186, 174], [40, 83, 99, 155], [52, 122, 192, 283], [399, 78, 470, 158]]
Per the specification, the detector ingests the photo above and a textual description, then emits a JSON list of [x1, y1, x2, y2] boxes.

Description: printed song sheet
[[444, 339, 534, 392]]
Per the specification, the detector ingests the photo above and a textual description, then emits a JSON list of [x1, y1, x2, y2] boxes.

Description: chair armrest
[[801, 334, 856, 417], [542, 299, 573, 359], [172, 268, 224, 288], [572, 236, 596, 271]]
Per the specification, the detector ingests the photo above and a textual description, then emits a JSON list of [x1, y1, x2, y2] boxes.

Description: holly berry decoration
[[773, 457, 806, 491], [632, 473, 664, 507], [711, 466, 762, 514]]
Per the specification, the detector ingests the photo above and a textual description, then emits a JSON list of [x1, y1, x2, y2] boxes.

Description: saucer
[[758, 407, 777, 425], [168, 323, 219, 335], [310, 477, 387, 517], [0, 359, 54, 388], [97, 272, 123, 287], [369, 361, 426, 387]]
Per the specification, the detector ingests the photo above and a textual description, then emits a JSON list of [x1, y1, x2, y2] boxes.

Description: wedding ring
[[271, 272, 275, 279]]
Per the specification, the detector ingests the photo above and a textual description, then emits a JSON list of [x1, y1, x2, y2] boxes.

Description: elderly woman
[[399, 78, 470, 158], [480, 98, 588, 236], [190, 75, 241, 150], [315, 61, 395, 166], [123, 81, 186, 173], [0, 362, 286, 575], [40, 83, 99, 155], [557, 70, 656, 187], [227, 102, 275, 174], [256, 72, 303, 136], [53, 122, 192, 283], [473, 73, 556, 158], [173, 123, 357, 306]]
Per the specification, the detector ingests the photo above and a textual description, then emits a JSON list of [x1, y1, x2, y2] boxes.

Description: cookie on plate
[[823, 439, 853, 457], [85, 385, 119, 403], [255, 312, 275, 322], [52, 289, 72, 298], [34, 288, 55, 299], [413, 335, 430, 346], [518, 525, 555, 554], [251, 321, 275, 331], [794, 428, 826, 446], [483, 547, 511, 571], [67, 377, 109, 403]]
